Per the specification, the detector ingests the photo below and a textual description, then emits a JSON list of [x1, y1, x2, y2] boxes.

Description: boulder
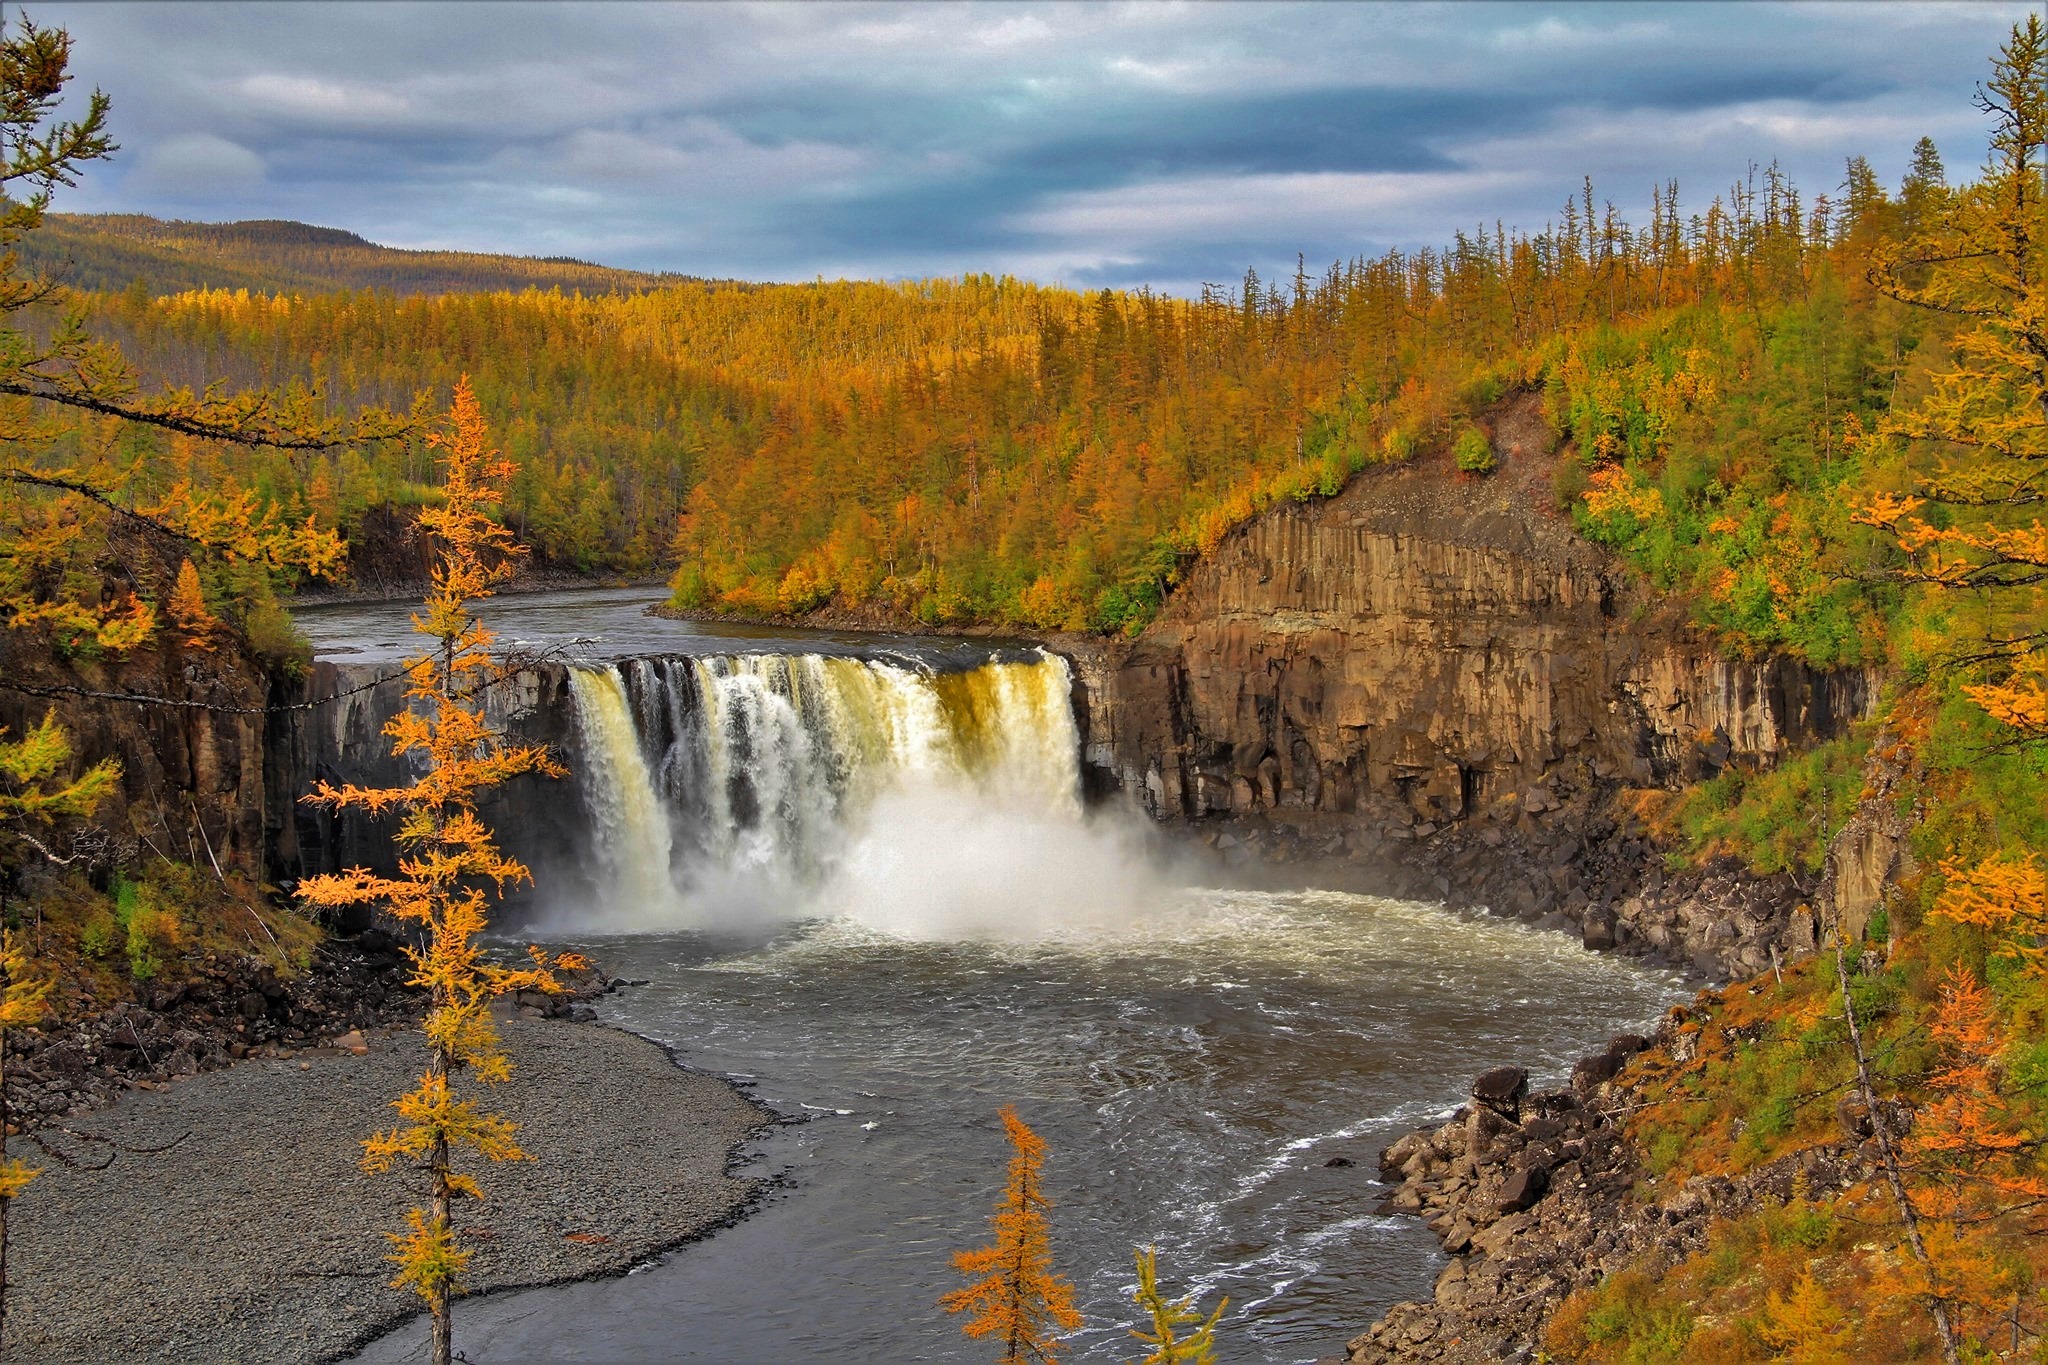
[[1572, 1050, 1623, 1091], [1472, 1066, 1529, 1122], [1495, 1164, 1550, 1214]]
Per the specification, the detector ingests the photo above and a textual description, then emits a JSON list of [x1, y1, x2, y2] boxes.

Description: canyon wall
[[1063, 399, 1872, 977], [264, 661, 593, 919], [1075, 466, 1863, 825], [0, 636, 276, 881]]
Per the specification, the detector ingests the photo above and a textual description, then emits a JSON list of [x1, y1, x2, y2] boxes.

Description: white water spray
[[561, 650, 1158, 935]]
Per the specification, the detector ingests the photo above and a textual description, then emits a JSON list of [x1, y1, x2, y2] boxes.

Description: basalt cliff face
[[0, 635, 276, 881], [265, 661, 591, 918], [1064, 398, 1872, 979]]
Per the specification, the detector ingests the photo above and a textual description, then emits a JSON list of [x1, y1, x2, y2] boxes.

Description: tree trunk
[[430, 1041, 453, 1365], [1836, 946, 1960, 1364]]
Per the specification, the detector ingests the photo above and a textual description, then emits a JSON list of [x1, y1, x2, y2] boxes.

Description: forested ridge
[[26, 131, 1960, 649], [3, 15, 2046, 1360], [21, 212, 700, 297]]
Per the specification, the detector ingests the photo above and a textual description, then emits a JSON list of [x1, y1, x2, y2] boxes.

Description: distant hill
[[17, 214, 702, 296]]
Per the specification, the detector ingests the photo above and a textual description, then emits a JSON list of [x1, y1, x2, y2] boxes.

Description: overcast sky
[[32, 1, 2038, 295]]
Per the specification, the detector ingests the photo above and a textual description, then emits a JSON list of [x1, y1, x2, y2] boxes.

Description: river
[[301, 587, 1682, 1363]]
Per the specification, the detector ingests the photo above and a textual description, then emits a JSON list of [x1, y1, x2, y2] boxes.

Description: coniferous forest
[[4, 125, 1978, 658], [0, 7, 2045, 1364]]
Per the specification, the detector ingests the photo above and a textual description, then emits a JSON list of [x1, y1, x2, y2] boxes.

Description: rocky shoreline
[[1176, 796, 1820, 986], [9, 1011, 770, 1363], [1342, 992, 1870, 1363]]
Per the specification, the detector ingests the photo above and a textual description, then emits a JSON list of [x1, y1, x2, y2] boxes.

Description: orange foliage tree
[[1840, 25, 2048, 1352], [943, 1105, 1083, 1364], [1861, 966, 2046, 1348], [296, 378, 574, 1365]]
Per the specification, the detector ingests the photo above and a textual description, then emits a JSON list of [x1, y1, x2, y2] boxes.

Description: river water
[[305, 588, 1682, 1363]]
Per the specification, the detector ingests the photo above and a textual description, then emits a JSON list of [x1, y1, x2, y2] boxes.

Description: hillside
[[2, 15, 2045, 1362], [19, 213, 703, 297]]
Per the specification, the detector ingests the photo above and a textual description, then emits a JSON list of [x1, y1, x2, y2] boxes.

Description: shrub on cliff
[[1453, 426, 1496, 475]]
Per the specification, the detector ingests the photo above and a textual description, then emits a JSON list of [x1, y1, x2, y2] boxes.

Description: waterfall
[[564, 651, 1085, 929], [568, 666, 690, 923]]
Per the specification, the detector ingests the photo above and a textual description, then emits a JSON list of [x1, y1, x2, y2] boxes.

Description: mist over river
[[303, 589, 1682, 1363]]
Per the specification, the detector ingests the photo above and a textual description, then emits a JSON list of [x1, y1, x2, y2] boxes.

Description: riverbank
[[10, 1016, 770, 1363], [1344, 990, 1871, 1363], [290, 569, 668, 608]]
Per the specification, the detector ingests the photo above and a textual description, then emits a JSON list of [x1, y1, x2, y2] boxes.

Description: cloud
[[237, 73, 411, 126], [34, 0, 2045, 291], [122, 132, 265, 197]]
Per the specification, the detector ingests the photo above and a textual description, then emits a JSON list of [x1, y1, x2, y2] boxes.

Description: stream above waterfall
[[301, 589, 1686, 1363], [294, 584, 1034, 669]]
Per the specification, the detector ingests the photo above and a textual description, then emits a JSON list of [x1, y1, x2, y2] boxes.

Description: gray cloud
[[35, 1, 2039, 293]]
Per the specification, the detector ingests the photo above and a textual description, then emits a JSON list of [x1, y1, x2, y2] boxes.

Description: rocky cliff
[[265, 661, 593, 920], [1064, 396, 1870, 978], [0, 634, 276, 882]]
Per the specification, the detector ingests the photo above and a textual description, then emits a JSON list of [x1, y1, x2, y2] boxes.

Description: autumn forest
[[0, 7, 2045, 1365]]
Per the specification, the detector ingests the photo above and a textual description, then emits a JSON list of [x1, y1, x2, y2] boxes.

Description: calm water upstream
[[306, 589, 1683, 1363]]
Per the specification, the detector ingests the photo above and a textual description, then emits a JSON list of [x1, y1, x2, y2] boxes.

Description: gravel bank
[[10, 1017, 770, 1363]]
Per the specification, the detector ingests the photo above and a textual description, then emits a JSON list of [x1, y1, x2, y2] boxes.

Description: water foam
[[560, 649, 1171, 938]]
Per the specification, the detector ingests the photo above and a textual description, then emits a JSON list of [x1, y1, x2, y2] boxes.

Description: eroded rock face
[[0, 633, 274, 880], [1057, 406, 1870, 980], [1074, 421, 1865, 829], [265, 661, 591, 918]]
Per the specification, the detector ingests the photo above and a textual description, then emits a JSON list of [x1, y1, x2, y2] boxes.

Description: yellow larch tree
[[943, 1105, 1083, 1364], [165, 558, 218, 649], [0, 16, 389, 658], [297, 377, 575, 1365], [1856, 14, 2048, 745], [1847, 28, 2048, 1352], [1129, 1246, 1225, 1364]]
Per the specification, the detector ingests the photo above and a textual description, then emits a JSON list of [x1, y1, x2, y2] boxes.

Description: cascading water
[[311, 590, 1687, 1365], [563, 650, 1090, 931], [566, 666, 689, 923]]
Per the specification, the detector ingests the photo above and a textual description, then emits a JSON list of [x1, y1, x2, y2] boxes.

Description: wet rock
[[1571, 1050, 1622, 1092], [1472, 1066, 1529, 1122]]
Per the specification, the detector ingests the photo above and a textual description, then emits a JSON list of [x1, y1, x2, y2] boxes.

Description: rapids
[[301, 589, 1685, 1364]]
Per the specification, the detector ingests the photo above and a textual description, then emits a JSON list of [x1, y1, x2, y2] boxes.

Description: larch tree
[[0, 712, 107, 1347], [942, 1105, 1082, 1364], [1129, 1246, 1225, 1365], [1842, 30, 2048, 1354], [0, 13, 395, 663], [296, 377, 576, 1365], [1858, 13, 2048, 744]]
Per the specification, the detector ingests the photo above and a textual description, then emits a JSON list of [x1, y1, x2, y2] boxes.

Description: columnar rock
[[1070, 403, 1866, 828]]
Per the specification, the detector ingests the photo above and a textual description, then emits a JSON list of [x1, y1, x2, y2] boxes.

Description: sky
[[32, 0, 2040, 296]]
